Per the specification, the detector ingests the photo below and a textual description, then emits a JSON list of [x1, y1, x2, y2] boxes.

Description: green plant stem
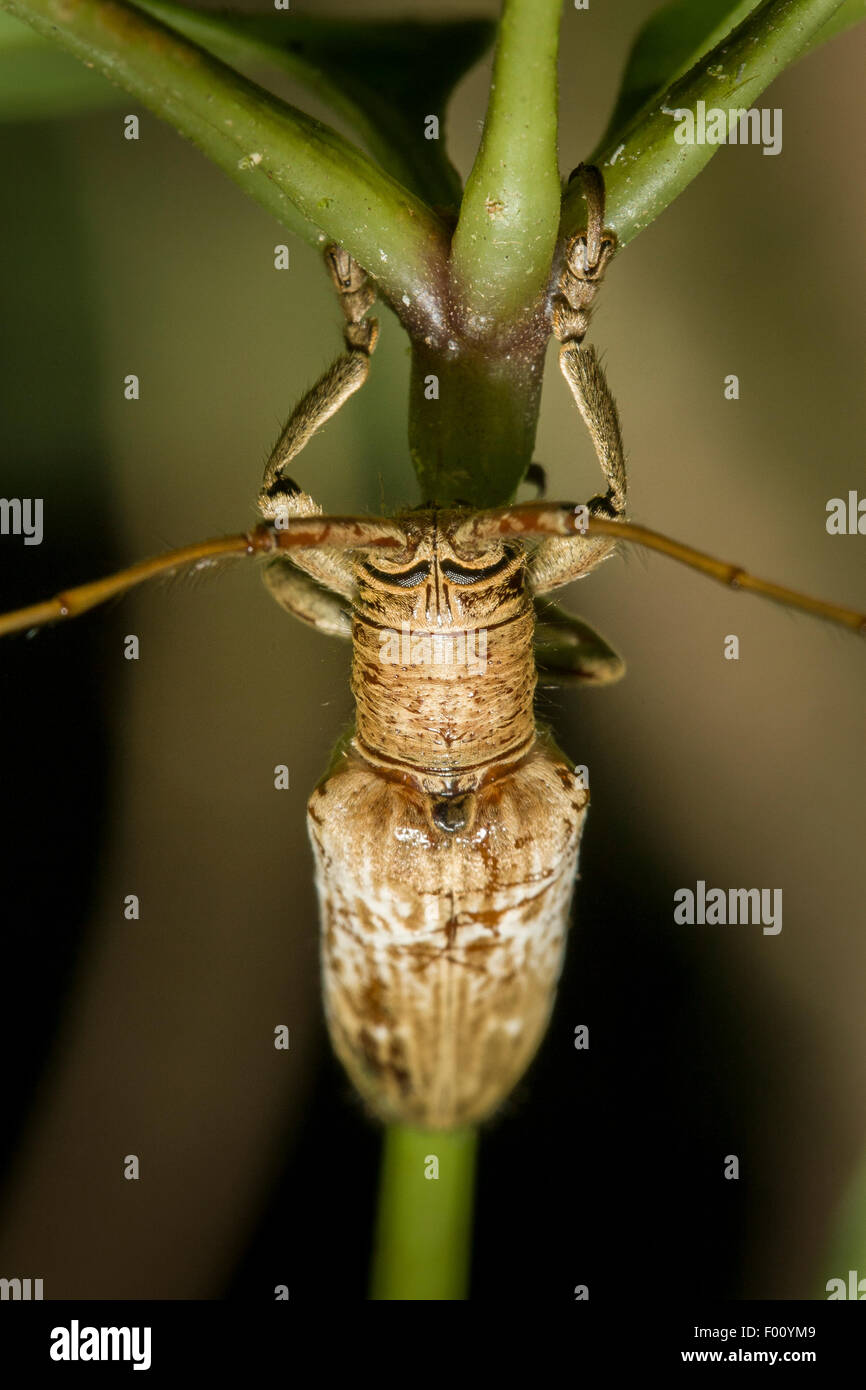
[[416, 0, 563, 507], [451, 0, 563, 336], [597, 1, 760, 152], [370, 1125, 478, 1301], [0, 0, 448, 322], [815, 0, 866, 45], [562, 0, 846, 249], [136, 4, 492, 209], [409, 342, 545, 508]]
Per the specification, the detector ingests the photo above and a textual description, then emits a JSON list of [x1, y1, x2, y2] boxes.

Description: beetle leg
[[528, 166, 626, 594], [533, 597, 624, 685], [258, 245, 379, 602], [259, 243, 378, 509], [261, 560, 352, 638], [526, 344, 627, 593]]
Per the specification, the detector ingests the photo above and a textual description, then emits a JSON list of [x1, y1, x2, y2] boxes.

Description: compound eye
[[439, 553, 513, 586], [362, 560, 431, 589]]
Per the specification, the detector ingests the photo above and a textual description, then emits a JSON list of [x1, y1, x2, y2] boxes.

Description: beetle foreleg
[[528, 167, 627, 594], [259, 243, 378, 513], [261, 560, 352, 637], [525, 343, 628, 593], [258, 245, 380, 601], [533, 597, 625, 685]]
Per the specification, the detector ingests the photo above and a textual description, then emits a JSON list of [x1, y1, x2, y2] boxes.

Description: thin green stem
[[562, 0, 846, 249], [409, 341, 545, 507], [0, 0, 449, 324], [596, 0, 760, 153], [451, 0, 563, 337], [370, 1125, 478, 1301], [136, 4, 493, 209]]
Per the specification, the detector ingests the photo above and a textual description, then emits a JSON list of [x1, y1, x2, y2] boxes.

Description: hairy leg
[[258, 245, 380, 602], [527, 165, 627, 595]]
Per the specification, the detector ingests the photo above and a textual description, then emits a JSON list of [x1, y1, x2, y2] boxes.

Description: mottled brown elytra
[[1, 171, 862, 1127]]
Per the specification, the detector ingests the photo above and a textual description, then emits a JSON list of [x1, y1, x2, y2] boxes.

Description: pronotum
[[1, 170, 863, 1129]]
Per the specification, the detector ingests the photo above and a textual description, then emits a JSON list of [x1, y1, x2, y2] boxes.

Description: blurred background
[[0, 0, 863, 1300]]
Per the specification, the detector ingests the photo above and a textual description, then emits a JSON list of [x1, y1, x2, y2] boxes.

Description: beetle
[[1, 167, 862, 1130]]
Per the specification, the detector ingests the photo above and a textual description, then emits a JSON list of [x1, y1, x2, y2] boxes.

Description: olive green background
[[0, 0, 863, 1299]]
